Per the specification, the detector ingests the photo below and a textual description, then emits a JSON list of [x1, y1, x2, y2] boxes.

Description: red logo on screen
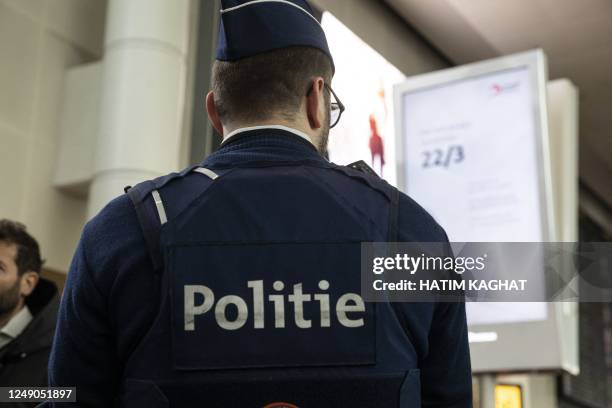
[[263, 403, 299, 408], [491, 84, 503, 95], [490, 82, 520, 97]]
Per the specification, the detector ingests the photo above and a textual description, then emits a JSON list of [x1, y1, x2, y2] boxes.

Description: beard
[[0, 278, 22, 317], [317, 106, 331, 158]]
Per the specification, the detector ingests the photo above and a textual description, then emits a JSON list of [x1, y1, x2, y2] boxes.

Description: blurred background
[[0, 0, 610, 406]]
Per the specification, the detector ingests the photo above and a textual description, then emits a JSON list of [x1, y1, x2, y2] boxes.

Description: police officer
[[48, 1, 472, 406]]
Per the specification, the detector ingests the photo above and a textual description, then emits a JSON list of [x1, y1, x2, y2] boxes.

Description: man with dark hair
[[48, 1, 471, 406], [211, 45, 334, 154], [0, 220, 59, 395]]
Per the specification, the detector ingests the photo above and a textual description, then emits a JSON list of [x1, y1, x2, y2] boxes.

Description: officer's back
[[48, 1, 472, 407]]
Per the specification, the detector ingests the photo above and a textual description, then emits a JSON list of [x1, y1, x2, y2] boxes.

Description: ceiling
[[385, 0, 612, 210]]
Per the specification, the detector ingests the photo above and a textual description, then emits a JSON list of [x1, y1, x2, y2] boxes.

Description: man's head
[[207, 46, 334, 154], [0, 220, 42, 319], [208, 0, 337, 155]]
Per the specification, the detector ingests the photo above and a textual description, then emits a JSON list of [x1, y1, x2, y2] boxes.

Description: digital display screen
[[398, 67, 548, 325], [401, 67, 543, 242]]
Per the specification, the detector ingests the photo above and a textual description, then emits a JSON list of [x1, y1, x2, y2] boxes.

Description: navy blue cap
[[216, 0, 335, 73]]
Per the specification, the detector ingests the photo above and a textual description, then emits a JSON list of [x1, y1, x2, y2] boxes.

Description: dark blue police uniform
[[48, 130, 471, 407], [48, 1, 472, 406]]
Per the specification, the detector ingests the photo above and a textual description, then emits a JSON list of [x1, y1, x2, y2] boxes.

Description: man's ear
[[19, 271, 39, 298], [306, 78, 325, 130], [206, 91, 224, 136]]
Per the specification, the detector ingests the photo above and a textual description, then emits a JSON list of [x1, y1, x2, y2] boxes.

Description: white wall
[[0, 0, 106, 272]]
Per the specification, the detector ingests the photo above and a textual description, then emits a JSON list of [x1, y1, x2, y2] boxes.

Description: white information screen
[[401, 67, 543, 242], [398, 64, 549, 325]]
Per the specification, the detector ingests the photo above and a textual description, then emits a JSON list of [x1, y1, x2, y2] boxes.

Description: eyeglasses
[[325, 83, 345, 128], [307, 82, 346, 129]]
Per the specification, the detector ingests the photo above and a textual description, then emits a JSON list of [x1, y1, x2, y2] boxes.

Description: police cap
[[216, 0, 335, 72]]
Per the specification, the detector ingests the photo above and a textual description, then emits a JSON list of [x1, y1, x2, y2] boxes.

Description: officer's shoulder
[[126, 167, 198, 199], [86, 194, 138, 241], [78, 194, 142, 290], [82, 168, 195, 258], [338, 161, 447, 242], [342, 160, 379, 178], [397, 192, 448, 242], [331, 160, 392, 194]]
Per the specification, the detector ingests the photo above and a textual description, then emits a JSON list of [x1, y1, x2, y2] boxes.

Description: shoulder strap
[[343, 160, 400, 242], [125, 166, 229, 271], [387, 185, 400, 242], [127, 181, 165, 271], [346, 160, 378, 176]]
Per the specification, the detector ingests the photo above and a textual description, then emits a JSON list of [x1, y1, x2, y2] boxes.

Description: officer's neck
[[222, 118, 322, 152]]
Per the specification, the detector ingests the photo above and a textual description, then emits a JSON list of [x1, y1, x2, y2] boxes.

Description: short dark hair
[[212, 46, 333, 124], [0, 220, 43, 275]]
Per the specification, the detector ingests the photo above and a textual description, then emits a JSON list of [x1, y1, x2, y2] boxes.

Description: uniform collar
[[203, 127, 326, 168], [223, 125, 314, 147]]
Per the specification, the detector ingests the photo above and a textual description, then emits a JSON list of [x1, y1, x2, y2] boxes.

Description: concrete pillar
[[479, 374, 496, 408], [88, 0, 191, 217]]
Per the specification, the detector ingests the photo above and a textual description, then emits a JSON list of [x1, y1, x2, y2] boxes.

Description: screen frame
[[392, 50, 574, 373]]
